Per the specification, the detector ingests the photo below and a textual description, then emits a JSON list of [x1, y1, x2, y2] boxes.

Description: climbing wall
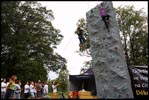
[[86, 1, 134, 99]]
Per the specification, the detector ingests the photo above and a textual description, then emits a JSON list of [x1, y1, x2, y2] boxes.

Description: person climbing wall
[[100, 3, 110, 32], [75, 27, 86, 48]]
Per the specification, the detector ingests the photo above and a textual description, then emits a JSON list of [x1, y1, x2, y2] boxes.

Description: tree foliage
[[80, 60, 92, 74], [56, 67, 69, 92], [48, 67, 69, 93], [115, 6, 148, 66], [1, 1, 67, 84]]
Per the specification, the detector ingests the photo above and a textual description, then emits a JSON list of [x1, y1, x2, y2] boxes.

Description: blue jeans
[[78, 35, 86, 44], [37, 91, 42, 97], [14, 92, 21, 99], [5, 89, 14, 99], [1, 92, 6, 99]]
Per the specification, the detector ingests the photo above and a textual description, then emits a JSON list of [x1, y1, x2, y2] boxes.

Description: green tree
[[1, 1, 67, 84], [80, 60, 92, 74], [49, 67, 69, 93], [115, 6, 148, 66], [56, 67, 69, 92]]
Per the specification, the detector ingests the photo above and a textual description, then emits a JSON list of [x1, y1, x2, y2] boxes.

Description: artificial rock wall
[[86, 1, 134, 99]]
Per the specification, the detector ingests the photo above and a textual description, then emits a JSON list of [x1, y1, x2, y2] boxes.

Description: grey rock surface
[[86, 1, 134, 99]]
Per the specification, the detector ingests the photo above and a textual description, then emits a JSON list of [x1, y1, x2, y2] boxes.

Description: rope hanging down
[[61, 34, 75, 54]]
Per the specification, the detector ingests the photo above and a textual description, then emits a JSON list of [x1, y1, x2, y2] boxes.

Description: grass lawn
[[48, 92, 69, 99]]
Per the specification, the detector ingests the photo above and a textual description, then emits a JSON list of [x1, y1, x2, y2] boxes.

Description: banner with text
[[128, 66, 148, 98]]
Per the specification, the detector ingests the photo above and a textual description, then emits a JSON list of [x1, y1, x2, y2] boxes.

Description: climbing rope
[[61, 34, 75, 54]]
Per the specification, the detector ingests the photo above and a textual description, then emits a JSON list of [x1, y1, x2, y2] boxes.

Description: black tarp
[[69, 68, 94, 80], [69, 75, 94, 80], [69, 68, 96, 91]]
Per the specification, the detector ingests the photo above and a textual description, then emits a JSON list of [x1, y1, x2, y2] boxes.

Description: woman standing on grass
[[5, 75, 17, 99]]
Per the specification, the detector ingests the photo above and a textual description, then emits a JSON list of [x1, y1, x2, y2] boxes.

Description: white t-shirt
[[52, 85, 57, 93], [6, 82, 9, 87], [43, 84, 48, 94], [30, 84, 34, 93], [1, 82, 7, 92], [24, 84, 30, 93], [34, 87, 37, 93]]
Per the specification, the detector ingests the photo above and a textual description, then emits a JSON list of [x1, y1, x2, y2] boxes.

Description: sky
[[38, 1, 148, 80]]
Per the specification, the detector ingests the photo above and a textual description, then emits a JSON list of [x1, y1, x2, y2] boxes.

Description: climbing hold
[[114, 47, 118, 51]]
